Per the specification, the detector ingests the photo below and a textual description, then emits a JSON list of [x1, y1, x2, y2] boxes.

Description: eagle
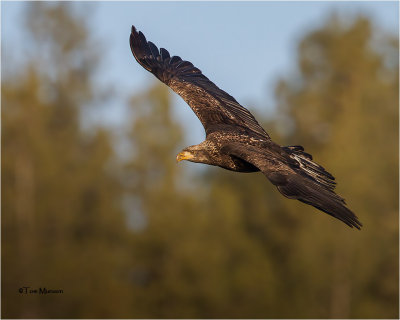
[[129, 26, 362, 229]]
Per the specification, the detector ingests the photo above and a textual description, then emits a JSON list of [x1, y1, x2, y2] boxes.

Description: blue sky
[[2, 1, 399, 143]]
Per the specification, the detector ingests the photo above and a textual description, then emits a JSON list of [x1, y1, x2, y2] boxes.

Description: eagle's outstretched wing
[[130, 26, 270, 139], [222, 142, 362, 229]]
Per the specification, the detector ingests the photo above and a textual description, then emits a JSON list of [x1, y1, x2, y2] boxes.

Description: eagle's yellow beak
[[176, 151, 193, 162]]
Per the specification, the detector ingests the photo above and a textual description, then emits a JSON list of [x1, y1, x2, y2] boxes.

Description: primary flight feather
[[129, 25, 362, 230]]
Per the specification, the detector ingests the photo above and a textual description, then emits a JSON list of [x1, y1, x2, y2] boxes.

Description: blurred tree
[[273, 16, 398, 318], [2, 3, 133, 318], [168, 14, 398, 319]]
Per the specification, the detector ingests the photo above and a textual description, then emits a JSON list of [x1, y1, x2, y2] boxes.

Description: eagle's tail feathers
[[276, 174, 362, 229]]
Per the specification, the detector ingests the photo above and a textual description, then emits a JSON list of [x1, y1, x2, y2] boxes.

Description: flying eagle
[[129, 26, 362, 229]]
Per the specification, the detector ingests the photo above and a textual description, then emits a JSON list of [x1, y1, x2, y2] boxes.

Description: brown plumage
[[129, 25, 362, 229]]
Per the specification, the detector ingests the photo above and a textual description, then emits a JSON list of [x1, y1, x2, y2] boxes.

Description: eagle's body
[[130, 26, 362, 229]]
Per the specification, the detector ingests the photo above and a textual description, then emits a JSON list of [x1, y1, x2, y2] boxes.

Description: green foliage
[[2, 4, 132, 318], [273, 16, 398, 318], [2, 4, 398, 319]]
